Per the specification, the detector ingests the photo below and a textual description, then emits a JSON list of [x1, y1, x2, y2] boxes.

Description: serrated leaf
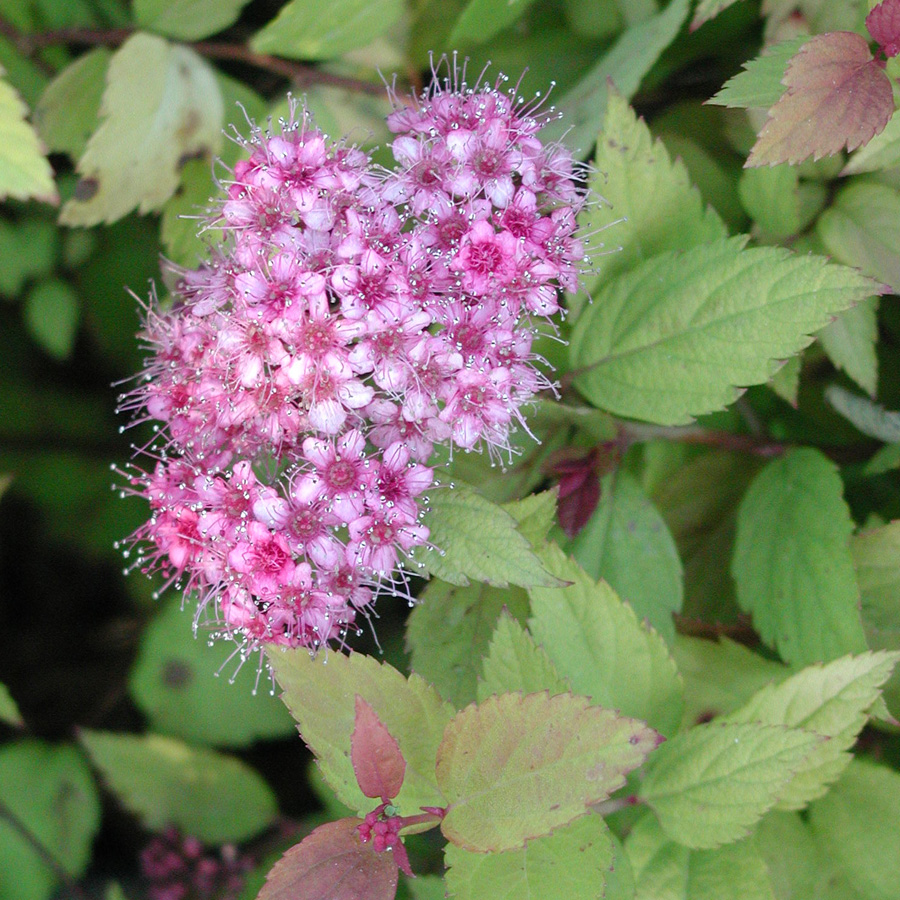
[[0, 67, 57, 203], [33, 48, 110, 159], [710, 38, 808, 109], [567, 469, 683, 643], [257, 819, 398, 900], [134, 0, 253, 40], [0, 740, 100, 900], [0, 682, 22, 727], [448, 0, 541, 45], [826, 384, 900, 442], [23, 279, 79, 361], [573, 90, 727, 318], [808, 759, 900, 900], [842, 110, 900, 174], [733, 448, 868, 668], [129, 596, 295, 748], [818, 298, 879, 397], [410, 481, 559, 588], [570, 238, 879, 425], [437, 692, 660, 852], [529, 543, 684, 737], [251, 0, 403, 60], [746, 33, 893, 167], [626, 814, 777, 900], [60, 34, 223, 226], [445, 813, 615, 900], [690, 0, 746, 30], [500, 489, 558, 549], [770, 353, 801, 406], [724, 652, 899, 809], [266, 648, 453, 815], [738, 164, 801, 237], [407, 580, 529, 709], [817, 180, 900, 291], [79, 730, 277, 843], [477, 611, 570, 702], [867, 0, 900, 57], [638, 722, 820, 849], [352, 697, 407, 801]]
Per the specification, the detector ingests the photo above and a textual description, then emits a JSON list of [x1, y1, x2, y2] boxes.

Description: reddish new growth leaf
[[746, 32, 893, 167], [868, 0, 900, 58], [549, 445, 619, 538], [351, 696, 407, 801], [257, 818, 399, 900]]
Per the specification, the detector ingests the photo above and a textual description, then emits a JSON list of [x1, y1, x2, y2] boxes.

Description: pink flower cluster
[[118, 64, 588, 652]]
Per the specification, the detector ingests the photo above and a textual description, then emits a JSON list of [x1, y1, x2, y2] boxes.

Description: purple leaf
[[351, 696, 407, 801], [868, 0, 900, 58]]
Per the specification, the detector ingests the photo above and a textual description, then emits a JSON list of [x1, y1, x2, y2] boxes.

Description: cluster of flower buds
[[117, 61, 589, 653]]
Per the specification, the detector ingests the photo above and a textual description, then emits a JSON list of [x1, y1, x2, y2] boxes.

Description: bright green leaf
[[409, 481, 560, 588], [61, 34, 223, 226], [723, 652, 899, 809], [477, 611, 570, 701], [808, 759, 900, 900], [570, 238, 880, 425], [842, 110, 900, 174], [638, 721, 820, 849], [437, 692, 660, 852], [128, 596, 296, 748], [770, 353, 801, 406], [732, 448, 868, 668], [501, 489, 559, 549], [250, 0, 403, 61], [266, 648, 453, 815], [0, 67, 57, 203], [445, 813, 615, 900], [0, 683, 22, 728], [709, 39, 807, 109], [79, 730, 277, 843], [528, 543, 684, 737], [753, 811, 822, 900], [826, 383, 900, 442], [567, 469, 683, 643], [134, 0, 253, 39], [23, 279, 80, 361], [33, 48, 110, 159], [448, 0, 541, 46], [407, 580, 529, 709], [818, 298, 879, 397], [738, 164, 800, 237], [0, 741, 100, 900]]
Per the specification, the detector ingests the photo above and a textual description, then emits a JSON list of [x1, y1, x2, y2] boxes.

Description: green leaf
[[672, 636, 788, 730], [266, 648, 453, 815], [567, 469, 683, 643], [808, 759, 900, 900], [445, 814, 615, 900], [528, 543, 684, 737], [826, 383, 900, 443], [448, 0, 541, 45], [134, 0, 253, 39], [638, 722, 820, 849], [569, 238, 880, 425], [709, 38, 808, 109], [626, 814, 777, 900], [60, 34, 223, 226], [753, 811, 822, 900], [0, 740, 100, 900], [407, 580, 529, 708], [0, 683, 22, 727], [842, 109, 900, 174], [436, 692, 660, 852], [23, 279, 80, 361], [410, 481, 560, 588], [79, 730, 277, 843], [691, 0, 747, 30], [723, 652, 899, 809], [865, 442, 900, 476], [159, 157, 216, 267], [251, 0, 404, 60], [0, 216, 58, 297], [574, 89, 727, 315], [539, 0, 690, 155], [477, 611, 570, 701], [128, 596, 296, 748], [732, 448, 868, 667], [500, 489, 559, 549], [738, 164, 801, 238], [852, 522, 900, 716], [33, 48, 110, 159], [769, 353, 801, 406], [817, 180, 900, 291], [0, 67, 57, 203], [818, 298, 879, 397]]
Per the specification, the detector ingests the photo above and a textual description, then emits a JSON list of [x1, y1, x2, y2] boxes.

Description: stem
[[619, 422, 788, 457], [591, 795, 640, 817], [0, 18, 387, 96]]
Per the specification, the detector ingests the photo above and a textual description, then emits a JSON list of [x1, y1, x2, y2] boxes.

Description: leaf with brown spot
[[257, 818, 399, 900], [867, 0, 900, 58], [351, 696, 407, 801], [746, 32, 893, 168]]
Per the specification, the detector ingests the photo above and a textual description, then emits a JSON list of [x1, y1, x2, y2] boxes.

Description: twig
[[619, 421, 788, 457]]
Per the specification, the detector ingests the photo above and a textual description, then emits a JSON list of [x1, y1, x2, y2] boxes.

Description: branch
[[0, 17, 387, 96]]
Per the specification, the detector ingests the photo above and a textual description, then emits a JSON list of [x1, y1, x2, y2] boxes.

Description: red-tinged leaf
[[351, 696, 407, 801], [746, 32, 893, 168], [257, 818, 399, 900], [868, 0, 900, 58]]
